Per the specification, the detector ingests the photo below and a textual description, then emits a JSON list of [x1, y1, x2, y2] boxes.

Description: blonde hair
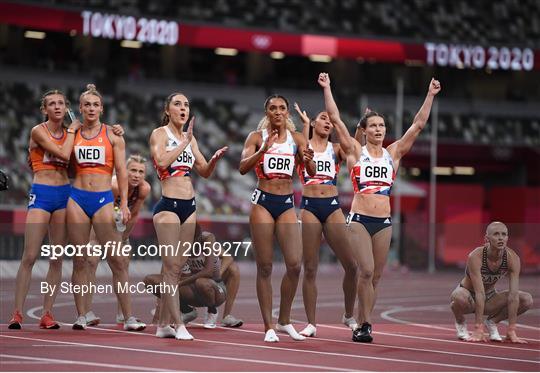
[[79, 83, 103, 102], [127, 154, 147, 166], [40, 89, 68, 112], [256, 116, 296, 132]]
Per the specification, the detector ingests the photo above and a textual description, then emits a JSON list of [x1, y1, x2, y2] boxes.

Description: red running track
[[1, 268, 538, 371]]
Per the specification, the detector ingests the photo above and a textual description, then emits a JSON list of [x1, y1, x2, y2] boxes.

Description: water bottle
[[114, 206, 126, 232]]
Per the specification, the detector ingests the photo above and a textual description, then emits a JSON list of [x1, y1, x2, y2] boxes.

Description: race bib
[[74, 146, 105, 166], [263, 154, 294, 176], [43, 151, 68, 167], [167, 144, 194, 171], [251, 189, 261, 204]]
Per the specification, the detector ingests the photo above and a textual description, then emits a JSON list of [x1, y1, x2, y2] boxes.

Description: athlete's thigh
[[300, 209, 322, 264], [250, 204, 276, 265], [48, 208, 67, 246], [371, 226, 392, 277], [276, 208, 302, 266], [23, 208, 51, 259], [450, 286, 475, 314], [323, 210, 356, 266], [66, 198, 92, 245], [153, 211, 183, 269], [348, 222, 374, 273], [484, 290, 508, 316]]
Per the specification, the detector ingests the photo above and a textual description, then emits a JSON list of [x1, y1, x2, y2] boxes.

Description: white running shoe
[[455, 321, 471, 341], [484, 319, 502, 342], [181, 309, 198, 324], [221, 314, 243, 328], [156, 325, 176, 338], [175, 325, 194, 340], [85, 311, 101, 326], [116, 314, 125, 324], [203, 312, 218, 329], [275, 323, 306, 341], [73, 315, 87, 330], [299, 323, 317, 337], [264, 329, 279, 342], [124, 316, 146, 331], [342, 314, 358, 330]]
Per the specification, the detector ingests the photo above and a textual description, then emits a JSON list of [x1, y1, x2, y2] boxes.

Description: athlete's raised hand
[[428, 78, 441, 96], [212, 146, 229, 161], [318, 72, 331, 88], [294, 102, 310, 126]]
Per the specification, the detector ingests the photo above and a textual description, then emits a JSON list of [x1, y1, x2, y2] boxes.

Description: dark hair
[[357, 111, 385, 129], [161, 92, 189, 127], [264, 94, 289, 110], [309, 111, 333, 142]]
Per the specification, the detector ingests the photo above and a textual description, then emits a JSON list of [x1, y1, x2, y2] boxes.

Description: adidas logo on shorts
[[331, 199, 338, 205]]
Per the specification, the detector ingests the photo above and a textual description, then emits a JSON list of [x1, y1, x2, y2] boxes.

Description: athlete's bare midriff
[[161, 176, 195, 199], [351, 194, 391, 217], [302, 184, 338, 198], [257, 178, 293, 195], [33, 169, 69, 186], [73, 173, 112, 192]]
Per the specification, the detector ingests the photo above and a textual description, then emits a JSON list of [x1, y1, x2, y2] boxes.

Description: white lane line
[[0, 335, 354, 372], [0, 354, 172, 371]]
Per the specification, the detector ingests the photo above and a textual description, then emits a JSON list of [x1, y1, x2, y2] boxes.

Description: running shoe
[[341, 314, 358, 330], [85, 311, 101, 326], [8, 310, 23, 329], [203, 311, 218, 329], [299, 323, 317, 337], [264, 329, 279, 342], [73, 315, 87, 330], [484, 319, 502, 342], [124, 316, 146, 331], [39, 311, 60, 329], [156, 325, 176, 338], [352, 322, 373, 343], [116, 313, 125, 324], [221, 314, 243, 328], [181, 309, 198, 324], [455, 321, 470, 341], [175, 325, 194, 340]]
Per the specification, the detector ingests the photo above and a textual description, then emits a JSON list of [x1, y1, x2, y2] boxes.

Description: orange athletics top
[[29, 123, 69, 172], [73, 124, 114, 175]]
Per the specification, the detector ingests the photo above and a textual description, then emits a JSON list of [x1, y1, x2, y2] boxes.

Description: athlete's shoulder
[[467, 246, 484, 260], [505, 247, 520, 263], [139, 180, 151, 197]]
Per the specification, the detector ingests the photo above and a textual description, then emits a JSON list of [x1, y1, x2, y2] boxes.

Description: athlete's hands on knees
[[428, 78, 441, 96], [469, 324, 487, 342], [120, 205, 131, 225], [506, 327, 527, 344], [111, 124, 125, 136], [318, 72, 330, 87]]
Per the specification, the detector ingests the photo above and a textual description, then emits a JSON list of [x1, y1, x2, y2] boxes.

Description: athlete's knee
[[194, 278, 212, 291], [451, 292, 471, 309], [286, 262, 302, 278], [257, 262, 273, 278], [107, 256, 128, 272], [48, 258, 63, 270], [372, 272, 382, 288], [342, 260, 359, 279], [519, 292, 533, 311], [303, 262, 318, 281], [72, 255, 87, 270], [226, 262, 240, 280], [358, 267, 374, 282], [162, 262, 183, 278]]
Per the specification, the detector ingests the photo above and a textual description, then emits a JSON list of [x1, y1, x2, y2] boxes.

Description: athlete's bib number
[[43, 151, 68, 167], [359, 164, 393, 186], [167, 145, 194, 171], [251, 189, 262, 204], [74, 146, 105, 166], [263, 154, 294, 176]]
